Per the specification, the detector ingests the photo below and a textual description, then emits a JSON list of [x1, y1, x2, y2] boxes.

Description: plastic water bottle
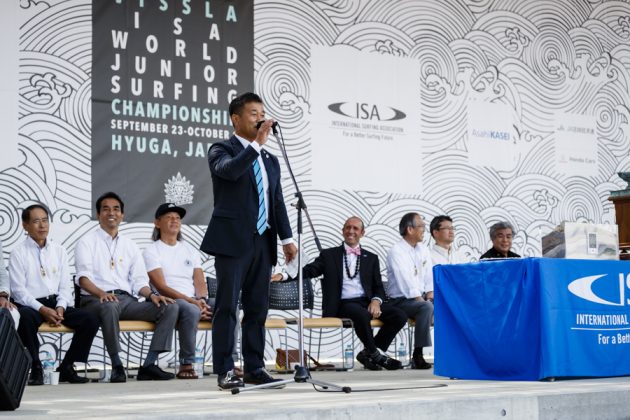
[[397, 342, 408, 367], [42, 352, 55, 385], [193, 348, 204, 378], [344, 343, 354, 369]]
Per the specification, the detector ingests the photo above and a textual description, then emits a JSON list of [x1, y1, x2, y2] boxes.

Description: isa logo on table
[[568, 273, 630, 306]]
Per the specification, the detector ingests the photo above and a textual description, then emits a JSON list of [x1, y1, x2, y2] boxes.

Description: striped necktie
[[253, 158, 267, 235]]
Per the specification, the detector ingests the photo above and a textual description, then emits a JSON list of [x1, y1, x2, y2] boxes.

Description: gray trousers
[[175, 298, 201, 365], [81, 294, 178, 359], [389, 297, 433, 349]]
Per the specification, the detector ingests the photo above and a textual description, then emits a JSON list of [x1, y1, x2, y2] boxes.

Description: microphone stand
[[233, 123, 351, 395]]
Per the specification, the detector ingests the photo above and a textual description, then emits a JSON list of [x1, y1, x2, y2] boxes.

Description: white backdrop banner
[[310, 45, 422, 194]]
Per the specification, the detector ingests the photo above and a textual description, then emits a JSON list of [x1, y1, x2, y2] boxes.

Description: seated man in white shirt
[[143, 203, 212, 380], [75, 192, 179, 383], [429, 215, 465, 265], [0, 239, 20, 329], [386, 212, 434, 369], [9, 204, 99, 385]]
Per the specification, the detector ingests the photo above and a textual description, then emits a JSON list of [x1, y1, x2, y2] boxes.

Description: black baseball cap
[[154, 203, 186, 219]]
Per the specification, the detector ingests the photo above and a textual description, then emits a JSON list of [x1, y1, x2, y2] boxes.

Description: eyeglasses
[[29, 218, 49, 225], [438, 227, 456, 231]]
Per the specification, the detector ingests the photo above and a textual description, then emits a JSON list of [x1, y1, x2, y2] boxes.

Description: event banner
[[309, 45, 422, 194], [92, 0, 253, 224], [540, 258, 630, 378], [435, 258, 630, 380]]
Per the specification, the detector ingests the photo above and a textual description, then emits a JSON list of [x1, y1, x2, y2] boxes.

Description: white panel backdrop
[[2, 0, 629, 366]]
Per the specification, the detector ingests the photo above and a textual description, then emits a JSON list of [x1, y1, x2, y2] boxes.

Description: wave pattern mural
[[4, 0, 629, 365]]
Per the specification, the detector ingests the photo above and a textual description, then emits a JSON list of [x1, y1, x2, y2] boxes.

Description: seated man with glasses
[[429, 215, 466, 265], [9, 204, 99, 385], [386, 212, 434, 369]]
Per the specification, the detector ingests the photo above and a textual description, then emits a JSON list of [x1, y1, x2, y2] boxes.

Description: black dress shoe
[[28, 363, 44, 386], [411, 354, 432, 370], [356, 349, 382, 371], [372, 353, 402, 371], [217, 370, 244, 390], [109, 365, 127, 383], [137, 364, 175, 381], [243, 368, 285, 388], [58, 364, 90, 383]]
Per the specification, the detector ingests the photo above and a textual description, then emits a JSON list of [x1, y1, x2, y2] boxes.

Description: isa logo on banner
[[568, 273, 630, 306], [540, 259, 630, 377]]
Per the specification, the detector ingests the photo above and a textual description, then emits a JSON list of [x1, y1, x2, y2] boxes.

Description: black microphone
[[256, 120, 279, 135]]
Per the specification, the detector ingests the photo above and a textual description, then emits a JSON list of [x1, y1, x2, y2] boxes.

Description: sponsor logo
[[470, 129, 510, 141], [164, 172, 194, 205], [568, 273, 630, 306], [328, 102, 406, 121]]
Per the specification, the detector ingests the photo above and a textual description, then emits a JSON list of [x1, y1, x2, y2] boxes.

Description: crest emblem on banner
[[164, 172, 194, 205]]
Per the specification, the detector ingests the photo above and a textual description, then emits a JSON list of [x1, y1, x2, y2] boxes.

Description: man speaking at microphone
[[201, 92, 297, 390]]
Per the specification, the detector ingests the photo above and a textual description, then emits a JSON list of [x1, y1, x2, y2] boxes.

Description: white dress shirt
[[8, 236, 73, 310], [431, 243, 465, 265], [75, 227, 149, 296], [236, 135, 270, 227], [341, 244, 365, 300], [235, 135, 293, 245], [386, 239, 433, 299], [143, 240, 202, 298]]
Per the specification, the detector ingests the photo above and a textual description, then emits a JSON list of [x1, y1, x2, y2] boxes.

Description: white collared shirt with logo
[[386, 239, 433, 299], [74, 227, 149, 296], [8, 236, 72, 311]]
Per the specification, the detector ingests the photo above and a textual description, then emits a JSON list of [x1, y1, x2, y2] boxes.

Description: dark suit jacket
[[200, 136, 292, 265], [479, 247, 521, 259], [302, 245, 386, 317]]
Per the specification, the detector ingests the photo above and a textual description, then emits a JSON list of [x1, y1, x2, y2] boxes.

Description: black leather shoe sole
[[356, 351, 382, 371], [218, 377, 244, 390], [137, 365, 175, 381], [109, 367, 127, 383], [28, 368, 44, 386], [60, 373, 90, 383], [411, 360, 432, 369], [28, 377, 44, 386], [243, 376, 286, 388], [380, 357, 402, 370]]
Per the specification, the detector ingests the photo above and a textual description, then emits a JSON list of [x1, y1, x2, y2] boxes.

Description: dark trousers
[[212, 231, 272, 374], [338, 298, 407, 354], [17, 297, 99, 366]]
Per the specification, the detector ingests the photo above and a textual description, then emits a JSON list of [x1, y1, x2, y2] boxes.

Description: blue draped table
[[434, 257, 630, 380]]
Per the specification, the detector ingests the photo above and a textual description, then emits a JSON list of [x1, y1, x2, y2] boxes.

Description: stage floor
[[4, 367, 630, 420]]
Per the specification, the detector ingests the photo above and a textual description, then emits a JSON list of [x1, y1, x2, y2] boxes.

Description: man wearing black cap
[[144, 203, 212, 379]]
